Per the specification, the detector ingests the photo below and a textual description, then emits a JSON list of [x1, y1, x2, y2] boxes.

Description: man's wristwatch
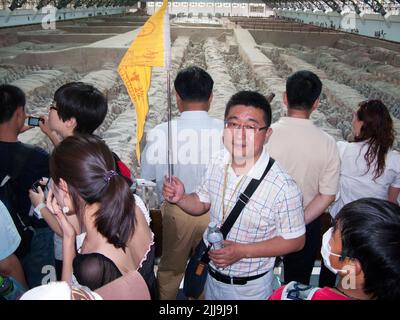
[[33, 203, 46, 219]]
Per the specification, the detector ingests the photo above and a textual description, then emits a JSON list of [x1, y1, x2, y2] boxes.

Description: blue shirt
[[0, 201, 21, 261]]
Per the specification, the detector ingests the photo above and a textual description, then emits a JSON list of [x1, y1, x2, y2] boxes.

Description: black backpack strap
[[201, 157, 275, 263]]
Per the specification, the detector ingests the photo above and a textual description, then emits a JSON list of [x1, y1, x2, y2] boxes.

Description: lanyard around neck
[[221, 165, 246, 224]]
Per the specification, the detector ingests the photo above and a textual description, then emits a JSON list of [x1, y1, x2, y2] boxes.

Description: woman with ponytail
[[46, 135, 156, 299], [330, 99, 400, 217], [319, 100, 400, 288]]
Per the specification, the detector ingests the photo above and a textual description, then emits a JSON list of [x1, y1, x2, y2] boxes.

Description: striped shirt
[[196, 147, 305, 277]]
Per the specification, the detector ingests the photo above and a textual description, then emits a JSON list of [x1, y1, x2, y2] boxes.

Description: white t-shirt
[[141, 111, 224, 198], [330, 141, 400, 217]]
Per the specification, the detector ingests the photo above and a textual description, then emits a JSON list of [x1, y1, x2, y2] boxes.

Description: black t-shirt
[[0, 141, 50, 228]]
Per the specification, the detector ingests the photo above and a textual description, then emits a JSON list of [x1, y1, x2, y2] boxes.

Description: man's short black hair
[[54, 82, 107, 134], [0, 84, 26, 124], [174, 66, 213, 102], [225, 91, 272, 127], [286, 70, 322, 110]]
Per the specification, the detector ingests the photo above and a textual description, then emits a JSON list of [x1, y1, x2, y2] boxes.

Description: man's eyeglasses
[[224, 121, 268, 133], [49, 102, 57, 111]]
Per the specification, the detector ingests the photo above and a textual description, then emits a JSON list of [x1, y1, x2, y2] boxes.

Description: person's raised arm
[[29, 186, 62, 236], [162, 176, 210, 216], [39, 116, 61, 146], [46, 190, 76, 283]]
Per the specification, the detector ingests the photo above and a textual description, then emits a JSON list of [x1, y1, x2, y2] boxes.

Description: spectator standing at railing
[[141, 66, 224, 300], [267, 70, 340, 285]]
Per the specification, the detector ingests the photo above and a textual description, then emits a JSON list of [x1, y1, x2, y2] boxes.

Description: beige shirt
[[267, 117, 340, 207]]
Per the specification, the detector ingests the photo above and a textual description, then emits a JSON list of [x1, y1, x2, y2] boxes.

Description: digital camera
[[27, 116, 44, 127]]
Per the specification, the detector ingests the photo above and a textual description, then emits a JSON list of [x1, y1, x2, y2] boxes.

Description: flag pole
[[117, 0, 170, 164], [167, 70, 173, 183]]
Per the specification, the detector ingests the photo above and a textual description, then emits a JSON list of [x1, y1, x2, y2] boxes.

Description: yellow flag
[[118, 0, 170, 162]]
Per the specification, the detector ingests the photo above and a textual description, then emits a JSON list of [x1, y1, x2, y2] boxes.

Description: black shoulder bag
[[183, 158, 275, 299]]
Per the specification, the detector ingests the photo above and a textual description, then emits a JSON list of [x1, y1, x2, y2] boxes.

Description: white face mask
[[321, 227, 347, 274]]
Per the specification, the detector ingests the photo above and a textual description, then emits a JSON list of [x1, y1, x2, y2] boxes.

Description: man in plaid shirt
[[163, 91, 305, 300]]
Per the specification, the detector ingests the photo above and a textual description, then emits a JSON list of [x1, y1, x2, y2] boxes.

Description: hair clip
[[104, 170, 118, 183]]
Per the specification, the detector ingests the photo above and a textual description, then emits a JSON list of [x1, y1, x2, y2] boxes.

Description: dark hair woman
[[330, 100, 400, 217], [46, 135, 156, 298]]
